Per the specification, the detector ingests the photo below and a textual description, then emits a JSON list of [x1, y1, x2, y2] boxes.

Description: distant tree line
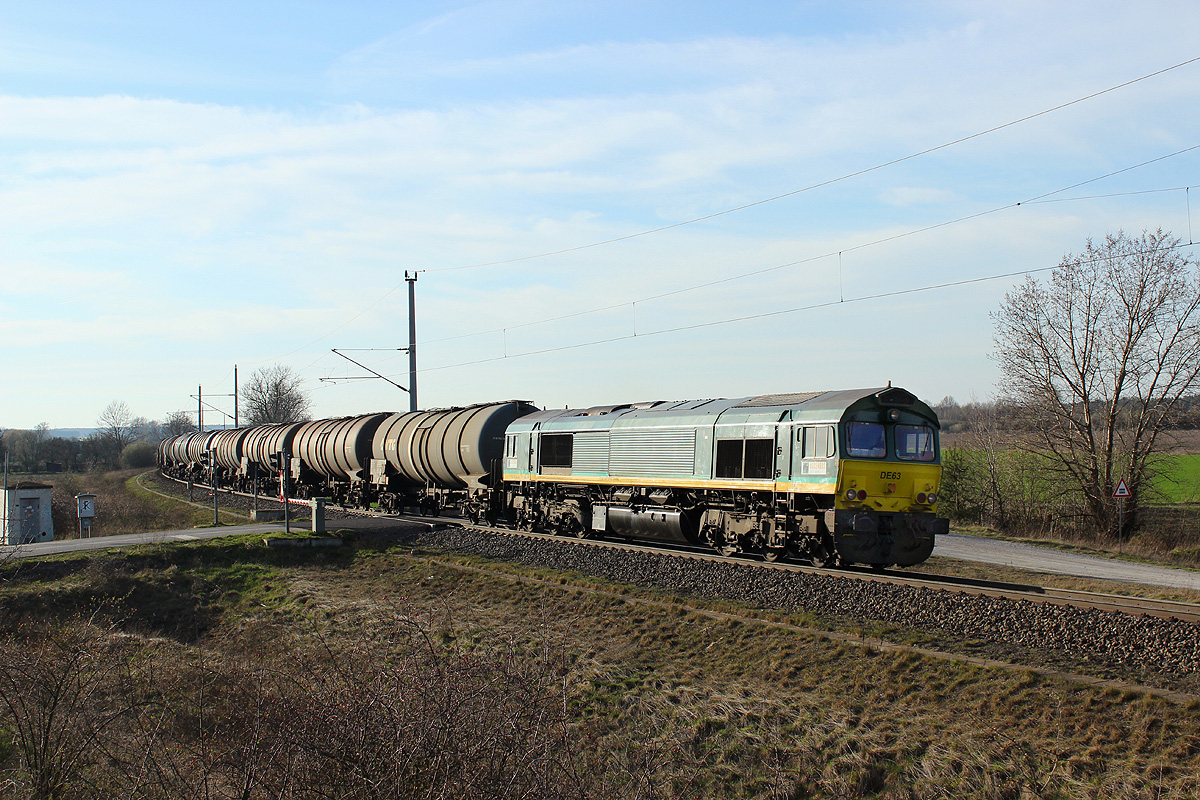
[[1, 364, 312, 475], [1, 401, 199, 474]]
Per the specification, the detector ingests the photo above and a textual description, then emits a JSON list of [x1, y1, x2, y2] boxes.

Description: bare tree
[[94, 400, 140, 468], [992, 229, 1200, 538], [163, 410, 197, 437], [240, 364, 312, 425]]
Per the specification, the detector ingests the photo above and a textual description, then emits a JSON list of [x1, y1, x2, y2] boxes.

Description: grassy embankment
[[0, 528, 1199, 799], [8, 469, 248, 539]]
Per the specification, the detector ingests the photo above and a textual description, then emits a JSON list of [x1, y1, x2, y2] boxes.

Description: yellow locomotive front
[[827, 396, 948, 566]]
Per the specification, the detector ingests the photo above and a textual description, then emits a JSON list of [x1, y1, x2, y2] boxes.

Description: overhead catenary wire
[[313, 173, 1200, 381], [396, 240, 1198, 380], [419, 146, 1200, 348], [251, 55, 1200, 367], [319, 171, 1198, 384], [419, 56, 1200, 275]]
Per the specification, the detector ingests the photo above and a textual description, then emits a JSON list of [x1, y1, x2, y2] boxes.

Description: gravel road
[[934, 533, 1200, 590]]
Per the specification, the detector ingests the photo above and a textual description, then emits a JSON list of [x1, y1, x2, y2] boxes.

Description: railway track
[[162, 474, 1200, 625]]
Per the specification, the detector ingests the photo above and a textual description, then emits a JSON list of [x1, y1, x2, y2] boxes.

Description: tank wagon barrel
[[243, 422, 304, 475], [293, 413, 390, 483], [209, 428, 251, 472], [372, 401, 538, 491]]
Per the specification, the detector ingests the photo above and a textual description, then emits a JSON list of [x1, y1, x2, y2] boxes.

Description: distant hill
[[49, 428, 97, 440]]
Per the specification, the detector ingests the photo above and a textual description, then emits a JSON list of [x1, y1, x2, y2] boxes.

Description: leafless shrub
[[224, 612, 591, 799], [0, 621, 140, 800]]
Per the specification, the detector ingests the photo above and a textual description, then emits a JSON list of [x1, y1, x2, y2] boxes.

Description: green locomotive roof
[[508, 386, 938, 434]]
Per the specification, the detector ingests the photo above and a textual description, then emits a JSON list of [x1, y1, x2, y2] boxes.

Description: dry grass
[[29, 469, 214, 539], [0, 537, 1198, 798], [3, 475, 1200, 798]]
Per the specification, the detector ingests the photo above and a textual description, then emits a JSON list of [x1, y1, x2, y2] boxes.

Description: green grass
[[1153, 453, 1200, 504]]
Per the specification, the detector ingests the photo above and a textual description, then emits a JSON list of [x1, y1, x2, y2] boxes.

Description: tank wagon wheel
[[762, 547, 786, 563]]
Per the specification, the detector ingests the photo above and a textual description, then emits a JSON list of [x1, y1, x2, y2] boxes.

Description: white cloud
[[3, 1, 1200, 427]]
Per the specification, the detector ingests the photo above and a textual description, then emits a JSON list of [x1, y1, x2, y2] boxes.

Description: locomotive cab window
[[895, 424, 936, 462], [539, 434, 573, 468], [847, 422, 886, 458]]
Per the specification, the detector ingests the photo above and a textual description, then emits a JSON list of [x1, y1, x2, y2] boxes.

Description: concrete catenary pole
[[406, 271, 418, 412]]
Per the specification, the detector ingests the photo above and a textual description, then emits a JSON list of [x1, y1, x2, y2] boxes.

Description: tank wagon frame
[[158, 388, 947, 568]]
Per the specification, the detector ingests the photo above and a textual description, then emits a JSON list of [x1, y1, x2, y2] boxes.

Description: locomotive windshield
[[895, 424, 936, 461], [847, 422, 886, 458]]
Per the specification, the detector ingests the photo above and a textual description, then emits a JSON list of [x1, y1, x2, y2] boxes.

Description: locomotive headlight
[[846, 489, 857, 501], [927, 492, 937, 504]]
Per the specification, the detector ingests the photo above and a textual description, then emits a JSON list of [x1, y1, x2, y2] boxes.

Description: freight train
[[158, 386, 948, 568]]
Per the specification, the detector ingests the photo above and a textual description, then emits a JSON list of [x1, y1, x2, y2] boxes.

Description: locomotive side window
[[896, 424, 936, 461], [715, 439, 743, 478], [800, 426, 836, 459], [540, 434, 573, 468], [847, 422, 886, 458], [743, 439, 775, 479], [716, 438, 774, 479]]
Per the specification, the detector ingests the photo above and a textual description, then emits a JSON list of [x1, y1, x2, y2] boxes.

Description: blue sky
[[2, 1, 1199, 429]]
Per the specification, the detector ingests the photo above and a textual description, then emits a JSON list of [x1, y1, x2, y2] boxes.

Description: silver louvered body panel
[[608, 428, 696, 478], [571, 432, 610, 473]]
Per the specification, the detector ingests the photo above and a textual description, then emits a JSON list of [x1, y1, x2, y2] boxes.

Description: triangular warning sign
[[1113, 478, 1131, 498]]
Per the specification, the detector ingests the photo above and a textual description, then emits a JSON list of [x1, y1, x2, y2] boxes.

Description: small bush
[[119, 442, 157, 469]]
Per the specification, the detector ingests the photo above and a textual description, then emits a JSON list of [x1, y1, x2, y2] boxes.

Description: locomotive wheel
[[763, 547, 786, 563], [556, 514, 582, 537], [809, 542, 834, 568]]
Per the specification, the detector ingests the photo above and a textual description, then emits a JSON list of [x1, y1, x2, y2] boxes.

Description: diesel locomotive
[[158, 386, 948, 568]]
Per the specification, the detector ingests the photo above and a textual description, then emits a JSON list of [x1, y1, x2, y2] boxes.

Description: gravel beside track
[[416, 526, 1200, 693], [142, 476, 1200, 693]]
